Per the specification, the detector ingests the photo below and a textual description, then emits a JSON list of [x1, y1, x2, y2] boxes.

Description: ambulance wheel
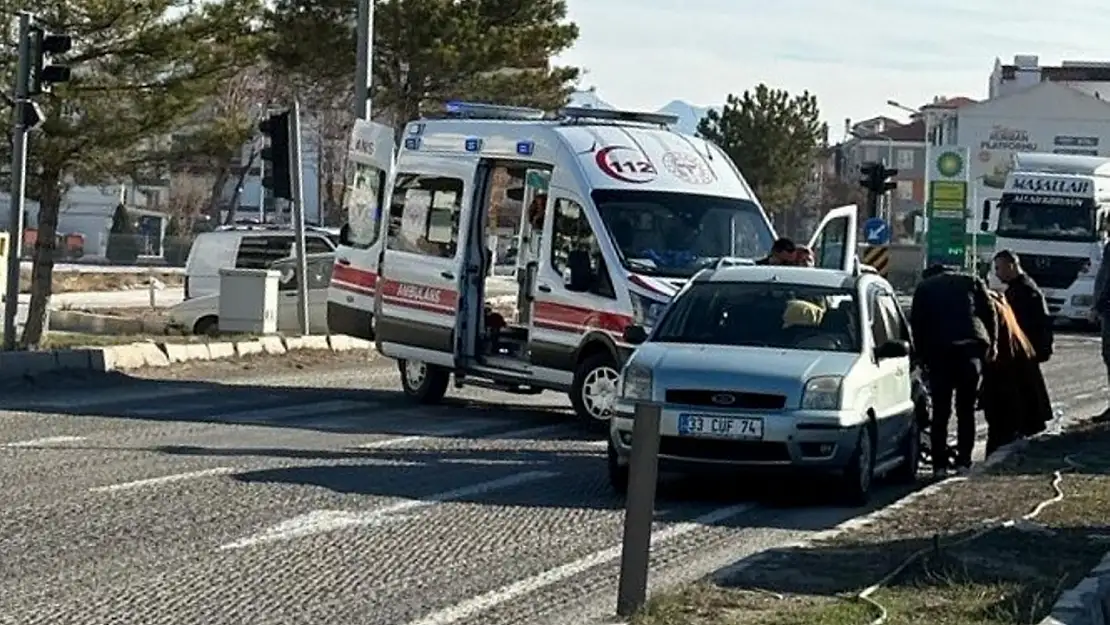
[[398, 359, 449, 404], [571, 352, 620, 429]]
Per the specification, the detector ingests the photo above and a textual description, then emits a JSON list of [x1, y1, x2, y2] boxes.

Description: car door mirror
[[875, 339, 910, 360], [338, 223, 352, 246], [623, 324, 648, 345], [565, 249, 594, 292]]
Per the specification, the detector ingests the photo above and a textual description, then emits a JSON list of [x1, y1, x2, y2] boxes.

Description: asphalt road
[[0, 336, 1105, 625]]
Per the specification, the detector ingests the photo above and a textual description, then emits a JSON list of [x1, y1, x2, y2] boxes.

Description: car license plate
[[677, 414, 763, 439]]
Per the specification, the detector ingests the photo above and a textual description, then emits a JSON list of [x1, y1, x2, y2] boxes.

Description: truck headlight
[[801, 376, 842, 410], [630, 293, 667, 329], [620, 364, 653, 400]]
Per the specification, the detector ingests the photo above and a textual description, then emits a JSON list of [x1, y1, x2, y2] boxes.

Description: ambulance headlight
[[631, 293, 667, 328]]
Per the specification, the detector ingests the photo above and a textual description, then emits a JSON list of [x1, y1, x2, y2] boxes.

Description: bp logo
[[936, 151, 964, 178]]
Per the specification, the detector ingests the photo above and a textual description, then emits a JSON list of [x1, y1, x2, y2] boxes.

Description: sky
[[554, 0, 1110, 141]]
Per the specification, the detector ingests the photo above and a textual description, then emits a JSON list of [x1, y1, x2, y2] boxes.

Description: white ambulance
[[328, 102, 859, 425], [984, 153, 1110, 323]]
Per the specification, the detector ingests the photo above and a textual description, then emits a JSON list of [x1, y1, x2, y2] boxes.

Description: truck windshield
[[592, 189, 773, 277], [653, 282, 860, 352], [996, 197, 1096, 242]]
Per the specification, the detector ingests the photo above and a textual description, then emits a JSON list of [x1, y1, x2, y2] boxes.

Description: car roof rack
[[558, 106, 679, 127], [435, 101, 547, 121]]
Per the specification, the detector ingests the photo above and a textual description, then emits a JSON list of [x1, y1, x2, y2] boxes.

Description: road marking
[[219, 470, 558, 550], [403, 502, 758, 625], [90, 467, 238, 493], [3, 435, 85, 447]]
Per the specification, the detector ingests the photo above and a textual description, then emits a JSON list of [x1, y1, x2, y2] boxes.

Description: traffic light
[[859, 161, 898, 194], [26, 25, 72, 96], [259, 111, 292, 201]]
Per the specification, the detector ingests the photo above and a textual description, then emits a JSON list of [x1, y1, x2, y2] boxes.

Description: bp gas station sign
[[926, 147, 970, 268]]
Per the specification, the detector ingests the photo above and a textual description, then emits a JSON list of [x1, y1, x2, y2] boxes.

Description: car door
[[273, 258, 299, 331], [375, 157, 475, 365], [329, 120, 395, 339], [306, 255, 333, 334], [870, 286, 915, 457], [808, 205, 858, 272]]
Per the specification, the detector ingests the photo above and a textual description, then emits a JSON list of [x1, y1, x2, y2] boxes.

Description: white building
[[990, 55, 1110, 101]]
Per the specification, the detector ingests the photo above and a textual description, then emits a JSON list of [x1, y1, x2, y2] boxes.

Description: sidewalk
[[634, 417, 1110, 625]]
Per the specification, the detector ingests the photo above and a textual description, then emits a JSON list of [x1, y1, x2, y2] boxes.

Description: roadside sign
[[863, 217, 890, 245], [925, 147, 970, 268]]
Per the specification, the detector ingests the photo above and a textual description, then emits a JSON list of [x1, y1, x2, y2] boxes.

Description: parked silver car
[[608, 264, 920, 505]]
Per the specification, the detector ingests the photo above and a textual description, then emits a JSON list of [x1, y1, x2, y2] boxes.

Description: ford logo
[[711, 393, 736, 405]]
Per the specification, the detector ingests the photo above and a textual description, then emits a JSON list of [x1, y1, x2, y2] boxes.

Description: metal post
[[3, 12, 33, 351], [354, 0, 373, 120], [288, 99, 310, 335], [258, 153, 266, 224], [616, 402, 662, 617]]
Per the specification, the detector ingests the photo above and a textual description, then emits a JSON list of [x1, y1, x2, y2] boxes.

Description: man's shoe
[[933, 467, 948, 480]]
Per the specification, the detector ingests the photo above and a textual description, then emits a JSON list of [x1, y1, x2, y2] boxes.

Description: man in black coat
[[755, 238, 796, 265], [993, 250, 1053, 362], [910, 264, 997, 476]]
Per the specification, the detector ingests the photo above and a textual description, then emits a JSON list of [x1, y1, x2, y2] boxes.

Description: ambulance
[[327, 102, 860, 425], [983, 153, 1110, 323]]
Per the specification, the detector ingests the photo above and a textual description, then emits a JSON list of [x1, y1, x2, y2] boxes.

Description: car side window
[[550, 198, 614, 298], [236, 235, 294, 269], [878, 293, 910, 342], [386, 173, 464, 259], [868, 288, 891, 346], [305, 236, 334, 255], [307, 258, 333, 289]]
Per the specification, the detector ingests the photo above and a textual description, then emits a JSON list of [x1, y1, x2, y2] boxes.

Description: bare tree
[[309, 91, 354, 226]]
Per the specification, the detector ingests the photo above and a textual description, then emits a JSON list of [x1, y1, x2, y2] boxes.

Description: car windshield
[[592, 189, 774, 277], [996, 195, 1096, 242], [652, 282, 861, 352]]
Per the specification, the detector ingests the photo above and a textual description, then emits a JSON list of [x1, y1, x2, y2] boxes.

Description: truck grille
[[1022, 254, 1086, 290], [658, 437, 790, 462], [664, 389, 786, 410]]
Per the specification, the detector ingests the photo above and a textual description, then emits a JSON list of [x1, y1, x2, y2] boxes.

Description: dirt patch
[[42, 332, 225, 349], [634, 420, 1110, 625], [19, 269, 184, 294]]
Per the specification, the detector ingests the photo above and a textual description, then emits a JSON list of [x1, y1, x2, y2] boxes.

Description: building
[[953, 80, 1110, 232], [990, 55, 1110, 101]]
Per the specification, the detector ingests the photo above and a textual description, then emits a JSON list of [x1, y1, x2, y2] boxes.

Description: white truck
[[984, 153, 1110, 322]]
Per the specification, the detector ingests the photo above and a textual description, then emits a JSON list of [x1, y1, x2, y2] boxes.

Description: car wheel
[[571, 352, 621, 429], [193, 316, 219, 337], [607, 440, 629, 496], [839, 423, 876, 506], [398, 359, 449, 404], [889, 416, 920, 485]]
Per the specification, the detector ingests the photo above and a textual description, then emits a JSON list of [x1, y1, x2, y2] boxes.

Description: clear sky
[[555, 0, 1110, 141]]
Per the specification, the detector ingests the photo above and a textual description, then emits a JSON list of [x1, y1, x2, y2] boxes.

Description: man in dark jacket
[[755, 238, 796, 265], [1092, 239, 1110, 419], [910, 264, 997, 476], [993, 250, 1053, 362]]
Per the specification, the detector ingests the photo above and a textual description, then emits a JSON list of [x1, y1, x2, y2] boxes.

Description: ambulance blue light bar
[[443, 101, 547, 120], [404, 137, 421, 150], [465, 137, 482, 152], [559, 106, 678, 126], [516, 141, 534, 156]]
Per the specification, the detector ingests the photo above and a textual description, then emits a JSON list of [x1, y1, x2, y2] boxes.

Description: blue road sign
[[863, 217, 890, 245]]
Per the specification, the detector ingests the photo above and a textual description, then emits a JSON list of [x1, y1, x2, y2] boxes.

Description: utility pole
[[288, 99, 310, 335], [354, 0, 373, 120], [3, 13, 71, 350]]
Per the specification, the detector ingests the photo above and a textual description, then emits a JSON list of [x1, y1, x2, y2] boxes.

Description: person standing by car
[[1092, 241, 1110, 412], [793, 244, 814, 267], [910, 264, 997, 477], [994, 250, 1053, 363], [755, 238, 796, 265]]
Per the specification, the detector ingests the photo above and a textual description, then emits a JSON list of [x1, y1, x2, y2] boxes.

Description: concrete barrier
[[0, 334, 371, 381], [1037, 551, 1110, 625]]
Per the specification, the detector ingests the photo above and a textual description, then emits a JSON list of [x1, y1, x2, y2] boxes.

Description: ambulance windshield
[[592, 189, 773, 277]]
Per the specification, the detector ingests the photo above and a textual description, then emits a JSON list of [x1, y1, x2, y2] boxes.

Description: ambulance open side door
[[808, 204, 859, 272], [330, 119, 395, 341]]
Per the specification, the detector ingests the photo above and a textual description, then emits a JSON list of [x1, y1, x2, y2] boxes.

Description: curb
[[1038, 551, 1110, 625], [0, 334, 374, 380]]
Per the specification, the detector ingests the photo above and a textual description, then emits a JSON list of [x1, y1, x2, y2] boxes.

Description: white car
[[608, 263, 922, 505], [169, 253, 333, 335]]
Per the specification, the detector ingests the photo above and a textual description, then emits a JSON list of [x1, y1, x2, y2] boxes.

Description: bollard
[[615, 401, 663, 617], [148, 267, 156, 309]]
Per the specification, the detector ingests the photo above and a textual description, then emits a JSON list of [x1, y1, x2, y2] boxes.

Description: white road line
[[90, 467, 238, 493], [219, 470, 558, 550], [403, 502, 758, 625], [2, 435, 86, 447]]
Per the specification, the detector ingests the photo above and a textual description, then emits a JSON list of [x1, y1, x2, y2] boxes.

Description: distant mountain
[[567, 91, 715, 135]]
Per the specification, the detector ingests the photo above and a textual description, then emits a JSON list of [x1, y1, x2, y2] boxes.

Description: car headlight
[[1073, 294, 1094, 307], [801, 375, 842, 410], [630, 293, 667, 329], [620, 364, 653, 400]]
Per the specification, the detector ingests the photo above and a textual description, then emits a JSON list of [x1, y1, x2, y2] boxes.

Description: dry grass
[[635, 420, 1110, 625], [18, 268, 184, 294]]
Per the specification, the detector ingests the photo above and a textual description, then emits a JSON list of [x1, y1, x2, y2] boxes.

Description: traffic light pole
[[3, 12, 33, 350], [865, 189, 881, 221], [354, 0, 373, 120], [288, 99, 310, 335]]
